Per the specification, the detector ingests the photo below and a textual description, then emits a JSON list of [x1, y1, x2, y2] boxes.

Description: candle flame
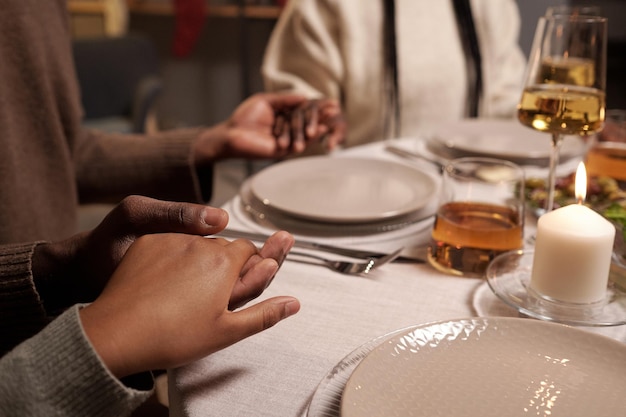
[[575, 162, 587, 204]]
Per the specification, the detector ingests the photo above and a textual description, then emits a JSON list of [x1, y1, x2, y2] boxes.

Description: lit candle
[[530, 162, 615, 304]]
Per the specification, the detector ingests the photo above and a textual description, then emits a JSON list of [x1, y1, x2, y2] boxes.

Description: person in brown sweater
[[0, 0, 344, 245], [0, 1, 342, 414]]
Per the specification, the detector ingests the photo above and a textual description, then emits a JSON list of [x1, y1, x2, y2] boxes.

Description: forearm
[[74, 127, 205, 204], [0, 305, 152, 416], [261, 0, 343, 98]]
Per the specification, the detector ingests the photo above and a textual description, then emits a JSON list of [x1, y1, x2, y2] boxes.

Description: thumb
[[105, 196, 230, 236], [227, 296, 300, 342]]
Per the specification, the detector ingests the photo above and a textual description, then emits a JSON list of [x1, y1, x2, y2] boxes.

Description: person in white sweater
[[262, 0, 526, 149]]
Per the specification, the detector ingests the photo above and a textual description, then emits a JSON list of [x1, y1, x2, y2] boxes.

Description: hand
[[273, 98, 346, 153], [193, 93, 346, 162], [79, 233, 300, 378], [32, 196, 229, 312], [229, 230, 294, 310]]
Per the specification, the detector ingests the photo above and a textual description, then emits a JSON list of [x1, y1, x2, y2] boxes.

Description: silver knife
[[214, 229, 427, 263], [385, 144, 446, 172]]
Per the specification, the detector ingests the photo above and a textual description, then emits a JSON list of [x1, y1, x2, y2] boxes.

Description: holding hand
[[193, 93, 346, 162], [31, 195, 295, 316], [273, 98, 346, 153]]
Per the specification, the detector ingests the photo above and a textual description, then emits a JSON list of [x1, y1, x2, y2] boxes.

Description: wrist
[[79, 303, 131, 378], [193, 122, 230, 165]]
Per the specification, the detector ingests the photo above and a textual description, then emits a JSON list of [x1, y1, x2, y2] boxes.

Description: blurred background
[[67, 0, 626, 208], [65, 1, 626, 410]]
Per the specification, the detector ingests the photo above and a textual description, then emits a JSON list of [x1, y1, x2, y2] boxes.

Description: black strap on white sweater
[[382, 0, 400, 138], [452, 0, 483, 117]]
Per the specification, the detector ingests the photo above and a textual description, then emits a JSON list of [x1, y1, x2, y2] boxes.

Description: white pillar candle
[[530, 162, 616, 304]]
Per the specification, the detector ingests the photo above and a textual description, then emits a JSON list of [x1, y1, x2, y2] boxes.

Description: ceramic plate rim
[[248, 157, 437, 223], [239, 180, 436, 237], [304, 326, 413, 417], [340, 317, 626, 417], [428, 119, 587, 163]]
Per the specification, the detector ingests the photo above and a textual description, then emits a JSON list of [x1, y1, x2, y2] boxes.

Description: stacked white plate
[[240, 156, 438, 236], [426, 119, 588, 167], [306, 317, 626, 417]]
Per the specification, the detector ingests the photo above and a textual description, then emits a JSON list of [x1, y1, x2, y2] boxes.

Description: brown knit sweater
[[0, 0, 214, 358], [0, 0, 206, 245]]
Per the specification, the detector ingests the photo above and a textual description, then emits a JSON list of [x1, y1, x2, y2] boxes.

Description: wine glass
[[517, 14, 607, 212], [545, 5, 602, 17]]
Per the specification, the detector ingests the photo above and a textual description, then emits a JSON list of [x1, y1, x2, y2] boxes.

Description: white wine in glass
[[517, 14, 607, 212]]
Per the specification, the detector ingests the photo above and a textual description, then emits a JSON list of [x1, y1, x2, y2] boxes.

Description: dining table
[[168, 129, 626, 417]]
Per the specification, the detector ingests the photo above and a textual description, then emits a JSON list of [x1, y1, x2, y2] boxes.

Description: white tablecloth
[[169, 138, 626, 417]]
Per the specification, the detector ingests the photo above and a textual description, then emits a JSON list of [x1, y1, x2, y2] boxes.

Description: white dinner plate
[[341, 318, 626, 417], [427, 119, 588, 166], [249, 157, 437, 223], [239, 180, 436, 236]]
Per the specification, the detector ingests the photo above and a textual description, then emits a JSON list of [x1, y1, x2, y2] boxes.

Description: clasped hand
[[193, 93, 346, 162], [32, 196, 300, 379]]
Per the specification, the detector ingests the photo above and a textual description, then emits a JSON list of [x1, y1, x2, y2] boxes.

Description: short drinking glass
[[427, 157, 525, 277]]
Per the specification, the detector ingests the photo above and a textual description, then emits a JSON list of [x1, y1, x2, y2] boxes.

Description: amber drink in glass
[[428, 158, 525, 277]]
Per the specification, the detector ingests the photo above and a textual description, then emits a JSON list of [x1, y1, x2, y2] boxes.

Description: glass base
[[427, 242, 512, 278], [486, 250, 626, 327]]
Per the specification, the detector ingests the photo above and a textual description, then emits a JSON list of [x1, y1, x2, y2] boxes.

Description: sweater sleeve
[[262, 0, 344, 99], [73, 126, 212, 204], [0, 242, 49, 356], [0, 305, 153, 417]]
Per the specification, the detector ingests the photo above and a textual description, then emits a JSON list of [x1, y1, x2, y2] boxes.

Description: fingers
[[322, 114, 347, 150], [228, 258, 279, 310], [107, 196, 229, 237], [221, 238, 260, 274], [318, 100, 347, 150], [273, 113, 291, 150], [226, 296, 300, 343], [237, 230, 292, 277], [257, 231, 294, 266], [271, 98, 345, 153], [230, 231, 294, 309], [304, 100, 319, 138], [290, 107, 306, 152]]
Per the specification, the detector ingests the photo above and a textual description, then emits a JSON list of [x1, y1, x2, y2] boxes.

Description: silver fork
[[287, 247, 403, 275]]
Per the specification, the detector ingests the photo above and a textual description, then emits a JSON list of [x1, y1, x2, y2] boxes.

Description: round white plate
[[341, 318, 626, 417], [239, 180, 436, 236], [249, 157, 437, 223], [428, 119, 588, 166], [305, 327, 411, 417]]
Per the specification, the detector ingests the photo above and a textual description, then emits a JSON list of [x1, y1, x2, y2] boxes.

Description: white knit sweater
[[262, 0, 527, 148]]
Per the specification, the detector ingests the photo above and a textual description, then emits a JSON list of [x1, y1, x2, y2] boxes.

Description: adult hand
[[193, 93, 346, 162], [273, 98, 346, 153], [79, 233, 300, 378], [32, 195, 229, 312], [228, 230, 294, 310]]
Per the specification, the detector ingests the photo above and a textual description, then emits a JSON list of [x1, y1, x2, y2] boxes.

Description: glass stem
[[545, 133, 564, 212]]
